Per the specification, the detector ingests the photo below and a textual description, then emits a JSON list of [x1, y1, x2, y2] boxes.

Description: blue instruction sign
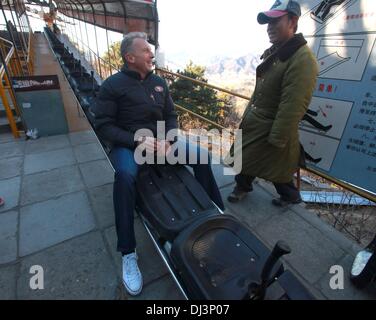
[[298, 0, 376, 196]]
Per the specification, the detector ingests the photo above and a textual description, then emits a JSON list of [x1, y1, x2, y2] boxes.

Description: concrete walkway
[[33, 32, 91, 133], [0, 129, 188, 299]]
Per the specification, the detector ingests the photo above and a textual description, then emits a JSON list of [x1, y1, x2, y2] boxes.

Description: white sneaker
[[122, 252, 143, 296]]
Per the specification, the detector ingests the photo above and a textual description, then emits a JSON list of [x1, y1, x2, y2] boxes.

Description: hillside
[[205, 53, 261, 113]]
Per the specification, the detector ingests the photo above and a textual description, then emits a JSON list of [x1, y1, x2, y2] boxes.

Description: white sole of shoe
[[122, 278, 143, 296]]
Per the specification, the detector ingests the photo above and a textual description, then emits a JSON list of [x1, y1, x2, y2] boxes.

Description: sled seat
[[136, 164, 220, 242], [170, 214, 283, 300]]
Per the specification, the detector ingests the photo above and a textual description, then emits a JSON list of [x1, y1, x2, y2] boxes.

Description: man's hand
[[138, 136, 157, 154], [156, 140, 172, 156]]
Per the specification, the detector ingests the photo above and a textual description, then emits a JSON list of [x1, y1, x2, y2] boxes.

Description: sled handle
[[249, 240, 291, 300]]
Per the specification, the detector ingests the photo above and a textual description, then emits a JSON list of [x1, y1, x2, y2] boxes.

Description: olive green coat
[[229, 34, 318, 183]]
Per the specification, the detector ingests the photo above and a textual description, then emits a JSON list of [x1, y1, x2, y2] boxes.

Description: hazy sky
[[27, 0, 276, 64], [158, 0, 275, 62]]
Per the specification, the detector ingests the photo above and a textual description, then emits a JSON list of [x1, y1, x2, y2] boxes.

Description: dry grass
[[301, 172, 376, 246]]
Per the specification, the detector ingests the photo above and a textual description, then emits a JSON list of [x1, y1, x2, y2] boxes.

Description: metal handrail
[[156, 67, 252, 101], [0, 37, 14, 77], [175, 103, 228, 132], [27, 29, 32, 63], [21, 29, 34, 74], [63, 32, 120, 73], [306, 167, 376, 204], [0, 36, 20, 138]]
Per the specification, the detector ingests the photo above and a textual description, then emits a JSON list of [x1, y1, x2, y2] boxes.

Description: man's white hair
[[120, 32, 148, 62]]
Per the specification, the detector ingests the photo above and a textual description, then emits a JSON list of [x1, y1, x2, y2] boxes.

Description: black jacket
[[92, 66, 178, 149]]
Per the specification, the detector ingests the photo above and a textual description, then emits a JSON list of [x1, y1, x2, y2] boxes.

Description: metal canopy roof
[[55, 0, 158, 44], [1, 0, 27, 15], [21, 0, 158, 44]]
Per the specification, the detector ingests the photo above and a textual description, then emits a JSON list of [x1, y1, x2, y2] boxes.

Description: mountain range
[[204, 53, 260, 95], [164, 52, 261, 113], [165, 52, 260, 90], [205, 53, 260, 78]]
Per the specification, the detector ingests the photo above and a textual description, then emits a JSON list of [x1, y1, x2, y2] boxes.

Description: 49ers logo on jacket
[[154, 86, 164, 93]]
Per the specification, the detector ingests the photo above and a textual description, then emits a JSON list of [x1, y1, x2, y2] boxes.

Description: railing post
[[100, 0, 112, 75], [3, 72, 20, 117], [0, 3, 25, 76], [5, 0, 28, 63], [86, 0, 102, 78], [12, 0, 29, 60], [0, 79, 19, 138], [28, 31, 34, 74]]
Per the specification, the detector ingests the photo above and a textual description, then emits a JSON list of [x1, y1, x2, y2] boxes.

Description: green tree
[[169, 61, 239, 129], [102, 41, 123, 71]]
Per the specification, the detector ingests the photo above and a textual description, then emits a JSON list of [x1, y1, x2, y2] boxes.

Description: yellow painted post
[[0, 42, 6, 61], [24, 44, 32, 75], [3, 72, 20, 117], [11, 57, 20, 76], [19, 50, 27, 75], [16, 57, 21, 76], [26, 58, 32, 75], [13, 50, 23, 76], [0, 80, 19, 138], [10, 57, 16, 75], [28, 48, 34, 75], [9, 62, 17, 77], [29, 32, 34, 75]]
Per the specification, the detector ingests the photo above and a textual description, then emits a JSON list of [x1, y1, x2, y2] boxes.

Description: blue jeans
[[109, 142, 224, 253]]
